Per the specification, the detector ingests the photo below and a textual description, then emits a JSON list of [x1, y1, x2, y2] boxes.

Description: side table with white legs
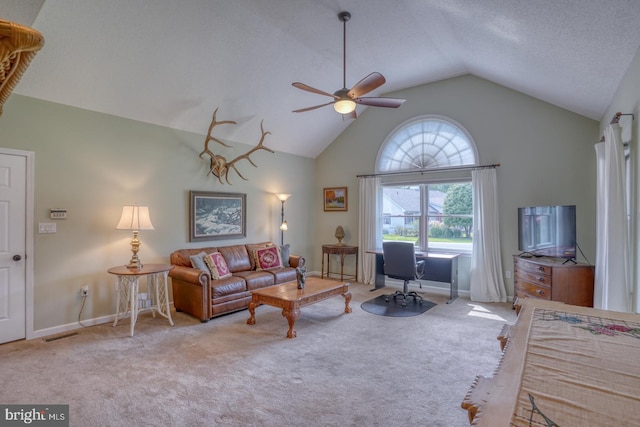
[[108, 263, 174, 337]]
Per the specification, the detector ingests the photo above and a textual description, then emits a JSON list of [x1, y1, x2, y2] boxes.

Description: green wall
[[315, 74, 599, 296], [0, 95, 315, 333]]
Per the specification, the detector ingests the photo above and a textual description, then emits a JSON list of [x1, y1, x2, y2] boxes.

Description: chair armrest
[[416, 259, 426, 279]]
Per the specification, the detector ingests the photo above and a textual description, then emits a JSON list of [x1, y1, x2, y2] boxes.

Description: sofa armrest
[[169, 265, 208, 287], [169, 265, 211, 322], [289, 255, 305, 269]]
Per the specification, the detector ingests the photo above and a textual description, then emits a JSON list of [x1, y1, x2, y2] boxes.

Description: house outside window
[[376, 116, 478, 253]]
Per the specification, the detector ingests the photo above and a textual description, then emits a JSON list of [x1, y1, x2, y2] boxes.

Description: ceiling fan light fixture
[[334, 98, 356, 114], [291, 10, 405, 116]]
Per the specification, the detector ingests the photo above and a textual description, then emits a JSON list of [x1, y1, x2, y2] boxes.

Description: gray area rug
[[0, 282, 516, 427], [361, 294, 437, 317]]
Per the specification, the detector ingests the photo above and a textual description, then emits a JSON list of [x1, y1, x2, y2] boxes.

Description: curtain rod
[[356, 163, 500, 179], [610, 111, 634, 124], [599, 112, 635, 142]]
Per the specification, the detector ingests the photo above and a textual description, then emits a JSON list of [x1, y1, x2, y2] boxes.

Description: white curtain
[[594, 124, 631, 312], [470, 168, 507, 302], [358, 176, 381, 285]]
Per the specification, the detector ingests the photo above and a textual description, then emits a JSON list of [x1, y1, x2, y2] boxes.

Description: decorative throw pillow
[[189, 251, 209, 272], [254, 246, 282, 270], [204, 252, 232, 280], [279, 244, 291, 267]]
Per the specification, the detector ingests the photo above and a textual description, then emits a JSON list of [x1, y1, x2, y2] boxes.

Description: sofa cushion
[[245, 242, 273, 270], [189, 251, 209, 272], [268, 267, 297, 284], [204, 252, 232, 280], [211, 275, 247, 299], [233, 270, 275, 291], [254, 246, 282, 270], [279, 244, 291, 267], [217, 245, 252, 273], [171, 247, 218, 267]]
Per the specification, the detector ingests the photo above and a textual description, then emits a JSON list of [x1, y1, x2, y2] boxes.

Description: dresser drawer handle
[[537, 266, 545, 272], [536, 289, 544, 295], [537, 277, 545, 282]]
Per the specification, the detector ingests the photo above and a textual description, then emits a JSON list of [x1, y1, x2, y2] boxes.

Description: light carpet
[[0, 282, 516, 427]]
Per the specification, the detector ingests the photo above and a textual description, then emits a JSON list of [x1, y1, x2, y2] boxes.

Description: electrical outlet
[[80, 285, 89, 297], [505, 270, 512, 279]]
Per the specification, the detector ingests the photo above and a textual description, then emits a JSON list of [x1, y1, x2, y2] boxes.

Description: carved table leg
[[342, 289, 352, 313], [247, 298, 258, 325], [282, 307, 301, 338]]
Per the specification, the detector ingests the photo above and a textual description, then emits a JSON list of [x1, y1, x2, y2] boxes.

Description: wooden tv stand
[[513, 255, 594, 308]]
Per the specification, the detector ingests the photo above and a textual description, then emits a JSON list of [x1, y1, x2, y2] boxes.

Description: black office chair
[[382, 241, 426, 306]]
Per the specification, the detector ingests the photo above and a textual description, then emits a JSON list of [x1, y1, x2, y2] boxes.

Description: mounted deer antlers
[[199, 108, 274, 184]]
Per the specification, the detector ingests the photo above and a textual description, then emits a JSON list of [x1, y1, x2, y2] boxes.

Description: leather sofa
[[169, 242, 305, 322]]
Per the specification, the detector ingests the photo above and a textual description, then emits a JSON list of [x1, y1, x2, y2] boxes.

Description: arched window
[[376, 116, 478, 253], [377, 115, 477, 173]]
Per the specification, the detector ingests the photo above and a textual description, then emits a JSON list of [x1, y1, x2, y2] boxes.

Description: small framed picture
[[323, 187, 348, 212], [189, 191, 246, 241]]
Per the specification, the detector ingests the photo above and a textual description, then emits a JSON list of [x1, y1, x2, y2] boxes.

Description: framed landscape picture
[[323, 187, 348, 212], [189, 191, 246, 241]]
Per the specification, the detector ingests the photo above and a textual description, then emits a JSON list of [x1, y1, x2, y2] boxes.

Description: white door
[[0, 153, 26, 343]]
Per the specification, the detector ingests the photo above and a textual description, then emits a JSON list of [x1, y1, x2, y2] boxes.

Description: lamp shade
[[275, 193, 291, 202], [116, 205, 154, 231]]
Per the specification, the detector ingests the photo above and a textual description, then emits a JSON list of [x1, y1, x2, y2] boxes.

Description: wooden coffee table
[[246, 277, 352, 338]]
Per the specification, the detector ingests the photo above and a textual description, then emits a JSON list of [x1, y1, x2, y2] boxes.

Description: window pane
[[430, 183, 472, 252], [382, 186, 420, 246], [382, 183, 472, 253]]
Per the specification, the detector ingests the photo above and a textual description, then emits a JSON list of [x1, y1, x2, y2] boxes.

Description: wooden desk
[[108, 263, 174, 336], [462, 298, 640, 425], [368, 250, 459, 304], [322, 244, 358, 282]]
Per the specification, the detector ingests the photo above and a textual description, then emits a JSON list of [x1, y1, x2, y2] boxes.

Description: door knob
[[12, 254, 21, 261]]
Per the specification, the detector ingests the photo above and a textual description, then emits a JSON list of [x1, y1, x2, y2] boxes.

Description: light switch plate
[[38, 223, 57, 233]]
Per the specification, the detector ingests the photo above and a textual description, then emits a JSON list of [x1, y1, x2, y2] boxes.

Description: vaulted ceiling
[[4, 0, 640, 158]]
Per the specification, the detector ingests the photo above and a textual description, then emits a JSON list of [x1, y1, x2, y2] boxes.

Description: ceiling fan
[[292, 11, 406, 118]]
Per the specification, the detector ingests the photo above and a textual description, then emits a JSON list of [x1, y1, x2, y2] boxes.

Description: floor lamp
[[275, 193, 291, 245]]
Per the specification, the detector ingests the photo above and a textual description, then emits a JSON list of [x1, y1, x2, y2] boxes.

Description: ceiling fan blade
[[292, 82, 338, 99], [355, 97, 406, 108], [347, 72, 386, 98], [292, 101, 335, 113]]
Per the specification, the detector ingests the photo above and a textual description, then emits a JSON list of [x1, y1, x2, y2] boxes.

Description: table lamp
[[116, 204, 154, 269]]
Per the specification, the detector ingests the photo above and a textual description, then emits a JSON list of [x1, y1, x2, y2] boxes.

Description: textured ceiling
[[3, 0, 640, 158]]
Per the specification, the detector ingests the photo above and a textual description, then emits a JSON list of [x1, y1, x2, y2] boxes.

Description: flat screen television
[[518, 205, 576, 259]]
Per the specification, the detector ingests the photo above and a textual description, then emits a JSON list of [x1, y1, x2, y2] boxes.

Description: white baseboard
[[32, 303, 176, 340], [32, 313, 116, 340]]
